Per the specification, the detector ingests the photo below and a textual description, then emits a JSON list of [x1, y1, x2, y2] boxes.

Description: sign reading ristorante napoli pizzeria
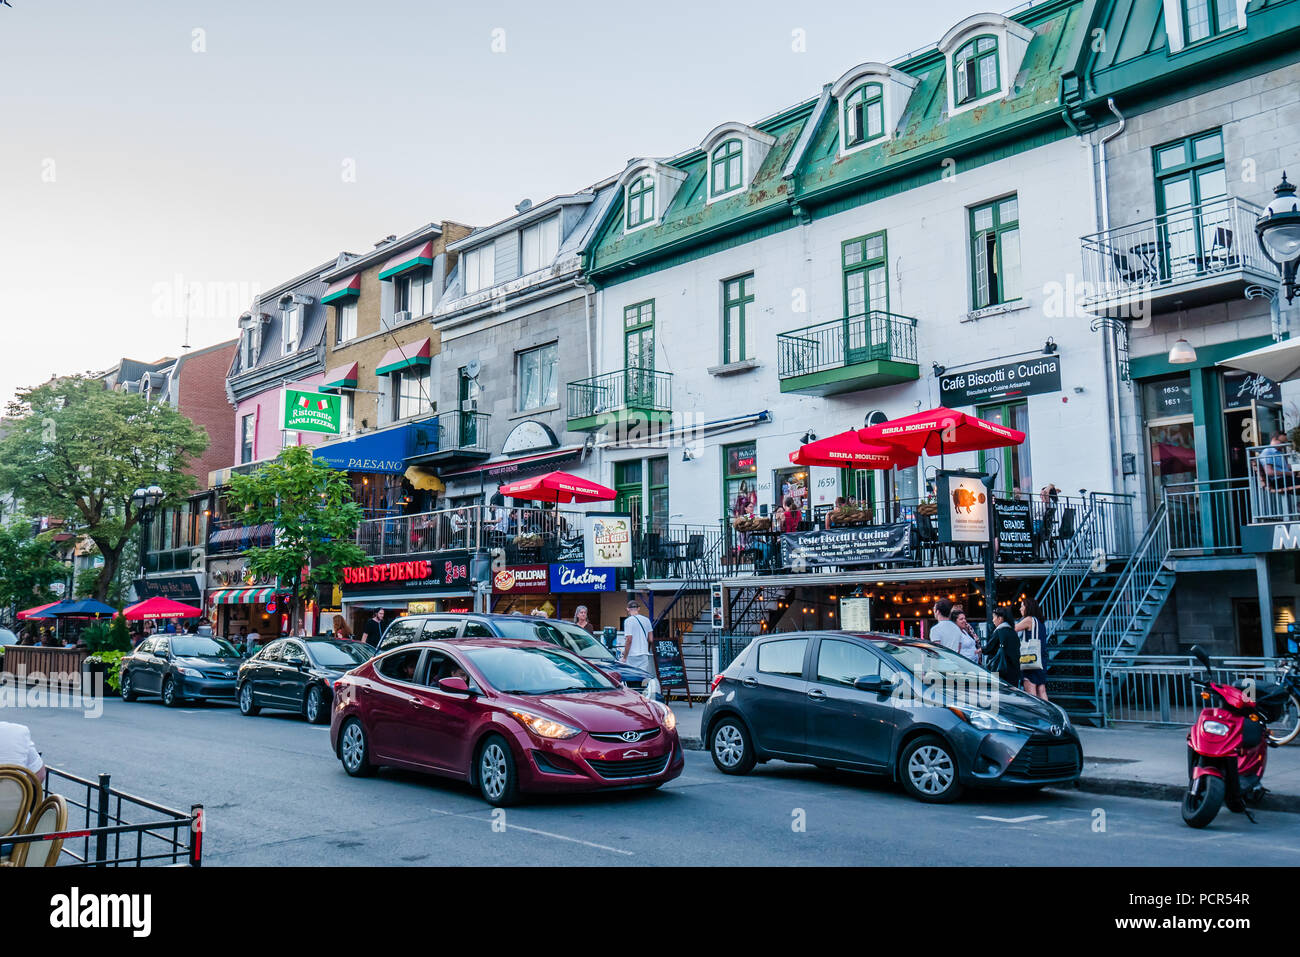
[[341, 550, 471, 595]]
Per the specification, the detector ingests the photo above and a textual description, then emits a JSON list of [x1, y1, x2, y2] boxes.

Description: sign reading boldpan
[[585, 512, 633, 568], [939, 357, 1061, 406], [283, 389, 342, 434], [780, 524, 912, 568], [492, 565, 550, 594], [936, 471, 990, 543], [994, 499, 1033, 557]]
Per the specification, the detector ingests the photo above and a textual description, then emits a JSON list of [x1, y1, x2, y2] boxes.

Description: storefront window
[[723, 441, 757, 519], [1143, 374, 1197, 500], [1222, 369, 1282, 479], [772, 467, 808, 512]]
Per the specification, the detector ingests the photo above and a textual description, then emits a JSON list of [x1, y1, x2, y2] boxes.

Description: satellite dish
[[865, 410, 888, 428], [465, 359, 481, 379]]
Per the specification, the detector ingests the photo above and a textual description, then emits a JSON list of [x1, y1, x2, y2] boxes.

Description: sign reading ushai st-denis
[[283, 389, 342, 435]]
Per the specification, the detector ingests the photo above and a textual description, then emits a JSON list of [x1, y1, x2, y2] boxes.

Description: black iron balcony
[[776, 311, 919, 396], [405, 410, 490, 466], [566, 367, 673, 432]]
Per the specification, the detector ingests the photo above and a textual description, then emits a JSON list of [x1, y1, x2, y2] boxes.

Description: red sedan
[[328, 638, 684, 805]]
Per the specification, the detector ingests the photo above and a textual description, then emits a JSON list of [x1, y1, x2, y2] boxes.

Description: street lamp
[[131, 485, 165, 582], [1256, 172, 1300, 304]]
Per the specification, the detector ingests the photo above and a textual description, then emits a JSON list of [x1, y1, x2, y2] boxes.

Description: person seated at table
[[771, 503, 786, 532], [1259, 432, 1296, 489], [781, 496, 802, 532], [825, 496, 846, 529]]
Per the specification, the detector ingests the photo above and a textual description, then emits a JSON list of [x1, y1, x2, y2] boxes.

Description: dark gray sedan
[[701, 632, 1081, 803]]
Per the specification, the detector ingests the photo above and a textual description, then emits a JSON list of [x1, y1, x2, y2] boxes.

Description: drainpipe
[[1094, 98, 1127, 499], [571, 277, 595, 380]]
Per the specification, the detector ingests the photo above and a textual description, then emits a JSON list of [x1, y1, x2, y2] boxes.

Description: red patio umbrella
[[17, 600, 61, 620], [122, 596, 204, 620], [858, 406, 1025, 459], [499, 470, 617, 504], [790, 430, 918, 469]]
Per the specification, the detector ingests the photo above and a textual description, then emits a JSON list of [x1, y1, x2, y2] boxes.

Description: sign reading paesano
[[283, 389, 342, 435]]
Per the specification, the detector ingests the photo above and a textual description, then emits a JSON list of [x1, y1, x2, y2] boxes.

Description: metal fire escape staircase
[[1035, 503, 1175, 723]]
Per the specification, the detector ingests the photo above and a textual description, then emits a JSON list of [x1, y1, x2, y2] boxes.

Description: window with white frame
[[281, 304, 302, 355], [954, 35, 1000, 105], [626, 174, 655, 229], [394, 266, 435, 318], [463, 244, 495, 295], [516, 342, 558, 412], [335, 301, 357, 344], [844, 83, 885, 148], [240, 412, 255, 464], [521, 215, 561, 274], [339, 392, 355, 435], [1183, 0, 1237, 43], [392, 368, 432, 421]]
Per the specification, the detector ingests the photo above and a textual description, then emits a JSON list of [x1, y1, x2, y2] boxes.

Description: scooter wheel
[[1182, 775, 1225, 828]]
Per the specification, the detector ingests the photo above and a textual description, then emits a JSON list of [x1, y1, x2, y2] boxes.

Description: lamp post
[[131, 485, 165, 587], [1256, 173, 1300, 305]]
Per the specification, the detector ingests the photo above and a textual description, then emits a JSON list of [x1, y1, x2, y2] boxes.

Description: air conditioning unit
[[393, 310, 412, 324]]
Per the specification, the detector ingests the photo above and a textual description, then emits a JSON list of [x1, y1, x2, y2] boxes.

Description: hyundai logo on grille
[[620, 730, 643, 742]]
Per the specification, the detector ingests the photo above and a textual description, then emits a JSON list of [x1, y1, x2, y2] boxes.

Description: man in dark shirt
[[362, 608, 385, 647], [982, 607, 1021, 687]]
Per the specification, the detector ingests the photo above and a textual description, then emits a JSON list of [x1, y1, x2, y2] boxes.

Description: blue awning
[[313, 423, 423, 474]]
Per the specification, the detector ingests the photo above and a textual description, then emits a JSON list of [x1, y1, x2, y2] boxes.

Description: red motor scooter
[[1181, 645, 1278, 828]]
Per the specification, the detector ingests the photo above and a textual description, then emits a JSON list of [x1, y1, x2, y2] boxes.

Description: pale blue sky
[[0, 0, 989, 405]]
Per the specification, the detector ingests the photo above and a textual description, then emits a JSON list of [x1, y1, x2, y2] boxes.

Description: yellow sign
[[408, 601, 436, 614]]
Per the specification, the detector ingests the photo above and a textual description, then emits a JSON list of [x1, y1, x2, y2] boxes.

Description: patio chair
[[1205, 227, 1236, 270], [681, 534, 706, 577], [2, 792, 67, 867], [0, 765, 40, 842], [915, 512, 942, 565], [1033, 506, 1057, 559], [1050, 506, 1077, 559]]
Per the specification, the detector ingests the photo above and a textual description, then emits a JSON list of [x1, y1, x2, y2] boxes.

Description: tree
[[222, 445, 367, 632], [0, 377, 209, 602], [0, 516, 66, 614]]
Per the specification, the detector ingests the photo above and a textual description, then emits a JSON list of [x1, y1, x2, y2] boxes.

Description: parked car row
[[115, 615, 1081, 808]]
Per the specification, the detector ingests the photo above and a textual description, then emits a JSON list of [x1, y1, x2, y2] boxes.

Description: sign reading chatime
[[283, 389, 342, 435], [939, 357, 1062, 405]]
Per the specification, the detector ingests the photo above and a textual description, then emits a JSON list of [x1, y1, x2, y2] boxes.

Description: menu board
[[839, 597, 871, 631], [653, 637, 688, 693]]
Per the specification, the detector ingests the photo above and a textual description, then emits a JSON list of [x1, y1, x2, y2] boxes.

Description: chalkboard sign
[[652, 636, 689, 696]]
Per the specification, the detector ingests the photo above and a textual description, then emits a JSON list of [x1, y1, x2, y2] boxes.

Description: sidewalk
[[668, 703, 1300, 813]]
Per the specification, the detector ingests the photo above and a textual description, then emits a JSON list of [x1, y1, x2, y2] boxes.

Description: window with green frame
[[710, 139, 744, 197], [953, 35, 999, 105], [842, 232, 888, 318], [723, 441, 758, 520], [843, 83, 884, 148], [969, 195, 1021, 309], [626, 174, 655, 229], [1182, 0, 1238, 44], [624, 301, 655, 406], [722, 273, 754, 364]]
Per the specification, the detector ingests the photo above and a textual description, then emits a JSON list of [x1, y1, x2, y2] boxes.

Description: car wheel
[[710, 716, 756, 775], [476, 735, 519, 807], [899, 735, 963, 803], [339, 718, 374, 777], [238, 681, 260, 716], [119, 671, 136, 702], [304, 685, 327, 725], [161, 676, 181, 708]]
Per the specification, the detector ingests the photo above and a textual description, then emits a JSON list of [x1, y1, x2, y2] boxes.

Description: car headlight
[[950, 706, 1019, 733], [507, 709, 580, 740], [1054, 703, 1073, 729], [179, 667, 202, 678], [652, 701, 677, 731], [1202, 720, 1230, 736]]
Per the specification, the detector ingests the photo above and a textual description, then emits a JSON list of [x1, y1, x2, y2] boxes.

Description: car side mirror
[[438, 677, 470, 694], [854, 675, 891, 694], [288, 656, 307, 668]]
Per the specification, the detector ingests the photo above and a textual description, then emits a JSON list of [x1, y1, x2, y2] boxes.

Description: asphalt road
[[15, 696, 1300, 866]]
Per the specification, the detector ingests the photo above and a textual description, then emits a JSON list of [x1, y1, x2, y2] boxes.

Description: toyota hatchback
[[329, 638, 683, 805]]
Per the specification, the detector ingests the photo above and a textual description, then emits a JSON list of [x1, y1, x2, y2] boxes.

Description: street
[[20, 698, 1300, 866]]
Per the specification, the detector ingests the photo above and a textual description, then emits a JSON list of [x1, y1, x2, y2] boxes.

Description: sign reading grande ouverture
[[780, 524, 912, 568], [994, 499, 1032, 557]]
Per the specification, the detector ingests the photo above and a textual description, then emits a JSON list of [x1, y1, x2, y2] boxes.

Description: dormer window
[[1183, 0, 1237, 43], [844, 83, 884, 147], [281, 303, 301, 356], [954, 36, 999, 104], [626, 175, 655, 229], [710, 139, 744, 198]]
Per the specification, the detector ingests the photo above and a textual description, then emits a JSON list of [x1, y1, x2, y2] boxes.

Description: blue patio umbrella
[[49, 599, 118, 617]]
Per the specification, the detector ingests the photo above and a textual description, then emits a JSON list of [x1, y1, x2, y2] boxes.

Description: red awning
[[321, 274, 361, 304], [17, 601, 60, 620], [378, 241, 435, 280], [499, 470, 616, 504], [858, 406, 1025, 457], [323, 362, 359, 390], [790, 430, 917, 470], [122, 596, 204, 620], [375, 339, 431, 376]]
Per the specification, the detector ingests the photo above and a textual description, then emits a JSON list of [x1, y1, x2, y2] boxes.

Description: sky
[[0, 0, 993, 407]]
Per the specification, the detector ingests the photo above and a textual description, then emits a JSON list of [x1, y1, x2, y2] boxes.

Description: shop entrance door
[[977, 401, 1031, 496]]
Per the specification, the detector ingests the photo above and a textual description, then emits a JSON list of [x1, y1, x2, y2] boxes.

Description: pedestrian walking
[[1016, 595, 1051, 701], [929, 599, 965, 656], [621, 599, 655, 677], [362, 608, 385, 647], [952, 610, 981, 663], [572, 605, 594, 634], [332, 614, 354, 641], [982, 607, 1021, 687]]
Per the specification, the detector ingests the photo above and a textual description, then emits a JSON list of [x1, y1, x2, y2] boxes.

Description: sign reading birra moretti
[[283, 389, 342, 434]]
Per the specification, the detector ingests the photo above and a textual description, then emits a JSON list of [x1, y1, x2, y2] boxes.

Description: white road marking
[[431, 808, 634, 856], [976, 814, 1049, 824]]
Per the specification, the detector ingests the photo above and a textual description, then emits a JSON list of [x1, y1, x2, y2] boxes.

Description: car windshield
[[490, 618, 615, 660], [462, 645, 616, 695], [171, 636, 239, 658], [869, 640, 988, 678], [305, 640, 374, 667]]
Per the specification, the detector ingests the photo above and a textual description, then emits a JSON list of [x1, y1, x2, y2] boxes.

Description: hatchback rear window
[[757, 638, 807, 677]]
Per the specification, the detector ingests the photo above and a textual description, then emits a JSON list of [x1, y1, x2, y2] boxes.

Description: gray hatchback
[[701, 631, 1081, 803]]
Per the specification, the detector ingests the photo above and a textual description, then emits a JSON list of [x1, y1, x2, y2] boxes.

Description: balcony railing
[[1079, 197, 1273, 311], [207, 520, 275, 555], [776, 312, 918, 395], [357, 505, 589, 564], [566, 368, 672, 427], [1247, 443, 1300, 523], [403, 410, 490, 464], [1164, 478, 1250, 554]]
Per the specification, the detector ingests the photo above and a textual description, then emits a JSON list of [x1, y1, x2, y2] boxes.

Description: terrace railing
[[1101, 655, 1282, 727], [1247, 443, 1300, 523], [566, 368, 672, 421], [777, 311, 918, 379], [1164, 478, 1249, 554]]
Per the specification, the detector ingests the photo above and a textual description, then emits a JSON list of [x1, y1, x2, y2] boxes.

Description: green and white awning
[[322, 362, 359, 391], [378, 241, 435, 280], [321, 274, 361, 304], [207, 586, 277, 606], [375, 338, 431, 376]]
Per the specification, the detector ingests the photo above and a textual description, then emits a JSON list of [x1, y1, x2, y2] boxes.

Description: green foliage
[[108, 612, 131, 652], [87, 650, 128, 693], [80, 622, 112, 651], [74, 565, 100, 599], [82, 614, 130, 653], [0, 516, 66, 611], [223, 446, 367, 619], [0, 376, 209, 602]]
